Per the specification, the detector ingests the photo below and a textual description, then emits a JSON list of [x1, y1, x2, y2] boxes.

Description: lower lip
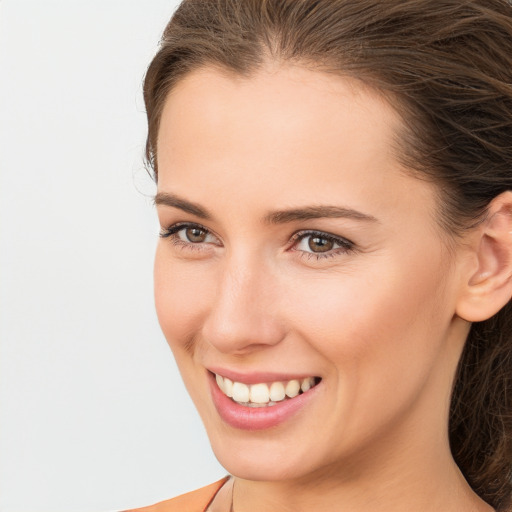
[[208, 372, 321, 431]]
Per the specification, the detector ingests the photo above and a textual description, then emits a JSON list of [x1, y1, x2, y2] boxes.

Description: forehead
[[156, 64, 437, 231], [158, 64, 402, 166]]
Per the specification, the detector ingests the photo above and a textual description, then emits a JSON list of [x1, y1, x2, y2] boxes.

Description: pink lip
[[207, 366, 317, 385], [208, 371, 321, 431]]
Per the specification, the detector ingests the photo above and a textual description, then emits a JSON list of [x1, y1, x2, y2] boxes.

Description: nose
[[201, 253, 285, 355]]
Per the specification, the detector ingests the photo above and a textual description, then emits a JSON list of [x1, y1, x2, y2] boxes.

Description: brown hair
[[143, 1, 512, 510]]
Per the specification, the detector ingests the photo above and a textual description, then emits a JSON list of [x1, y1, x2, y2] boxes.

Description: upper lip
[[207, 367, 319, 385]]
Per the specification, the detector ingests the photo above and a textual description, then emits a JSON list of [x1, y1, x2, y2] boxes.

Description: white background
[[0, 1, 225, 511]]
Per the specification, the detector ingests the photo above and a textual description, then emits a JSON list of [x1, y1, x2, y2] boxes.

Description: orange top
[[123, 477, 230, 512]]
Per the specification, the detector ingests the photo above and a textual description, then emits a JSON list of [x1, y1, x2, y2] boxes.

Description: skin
[[153, 64, 495, 511]]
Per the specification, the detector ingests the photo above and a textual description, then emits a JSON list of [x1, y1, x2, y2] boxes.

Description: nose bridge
[[202, 248, 283, 353]]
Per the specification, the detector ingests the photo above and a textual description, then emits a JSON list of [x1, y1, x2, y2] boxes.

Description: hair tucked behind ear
[[143, 1, 512, 509]]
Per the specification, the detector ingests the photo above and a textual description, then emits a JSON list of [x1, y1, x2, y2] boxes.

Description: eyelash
[[290, 230, 355, 260], [159, 222, 356, 260], [159, 222, 217, 252]]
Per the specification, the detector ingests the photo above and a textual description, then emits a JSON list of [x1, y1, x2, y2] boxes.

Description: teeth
[[232, 382, 250, 403], [224, 377, 233, 397], [216, 374, 225, 393], [285, 379, 300, 398], [215, 374, 319, 405], [269, 382, 285, 401], [301, 377, 315, 392], [245, 401, 278, 408], [250, 383, 270, 404]]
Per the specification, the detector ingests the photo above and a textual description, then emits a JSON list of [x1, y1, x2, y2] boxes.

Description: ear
[[456, 191, 512, 322]]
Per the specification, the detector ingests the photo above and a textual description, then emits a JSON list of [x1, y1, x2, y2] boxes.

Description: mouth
[[208, 370, 323, 430], [213, 372, 322, 408]]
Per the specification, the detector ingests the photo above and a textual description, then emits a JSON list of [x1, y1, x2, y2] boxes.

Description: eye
[[160, 222, 220, 246], [179, 226, 209, 243], [292, 230, 355, 258], [301, 235, 335, 253]]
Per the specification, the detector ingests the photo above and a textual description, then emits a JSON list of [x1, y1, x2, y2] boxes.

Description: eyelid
[[291, 229, 354, 244]]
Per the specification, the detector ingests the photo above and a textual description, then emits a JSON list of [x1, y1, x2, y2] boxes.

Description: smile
[[215, 373, 321, 407], [208, 370, 323, 430]]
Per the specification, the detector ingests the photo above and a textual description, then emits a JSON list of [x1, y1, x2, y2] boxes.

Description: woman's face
[[154, 65, 469, 481]]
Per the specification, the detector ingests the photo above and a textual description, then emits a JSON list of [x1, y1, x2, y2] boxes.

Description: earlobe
[[456, 191, 512, 322]]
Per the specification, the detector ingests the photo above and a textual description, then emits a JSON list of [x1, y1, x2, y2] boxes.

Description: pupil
[[186, 227, 206, 243], [309, 236, 333, 253]]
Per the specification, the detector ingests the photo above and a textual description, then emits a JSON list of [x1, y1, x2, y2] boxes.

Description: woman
[[128, 0, 512, 510]]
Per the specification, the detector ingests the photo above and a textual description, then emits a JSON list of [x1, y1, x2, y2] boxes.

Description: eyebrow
[[154, 192, 378, 224], [154, 192, 211, 219], [264, 206, 378, 224]]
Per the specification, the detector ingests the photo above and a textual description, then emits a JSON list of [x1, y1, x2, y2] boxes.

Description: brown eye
[[308, 236, 334, 253], [185, 227, 207, 243], [293, 230, 355, 259], [160, 223, 219, 247]]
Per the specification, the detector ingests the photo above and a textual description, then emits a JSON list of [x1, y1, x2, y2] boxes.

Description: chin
[[207, 429, 322, 482], [215, 451, 302, 481]]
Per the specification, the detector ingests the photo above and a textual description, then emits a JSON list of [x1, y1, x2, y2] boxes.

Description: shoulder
[[123, 477, 230, 512]]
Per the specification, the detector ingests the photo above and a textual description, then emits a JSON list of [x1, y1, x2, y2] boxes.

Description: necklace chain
[[229, 477, 235, 512]]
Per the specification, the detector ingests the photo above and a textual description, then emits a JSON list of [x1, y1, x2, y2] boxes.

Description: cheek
[[286, 254, 451, 382], [282, 255, 454, 442], [153, 246, 213, 352]]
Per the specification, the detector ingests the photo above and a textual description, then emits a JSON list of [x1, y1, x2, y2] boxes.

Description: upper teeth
[[215, 374, 317, 405]]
